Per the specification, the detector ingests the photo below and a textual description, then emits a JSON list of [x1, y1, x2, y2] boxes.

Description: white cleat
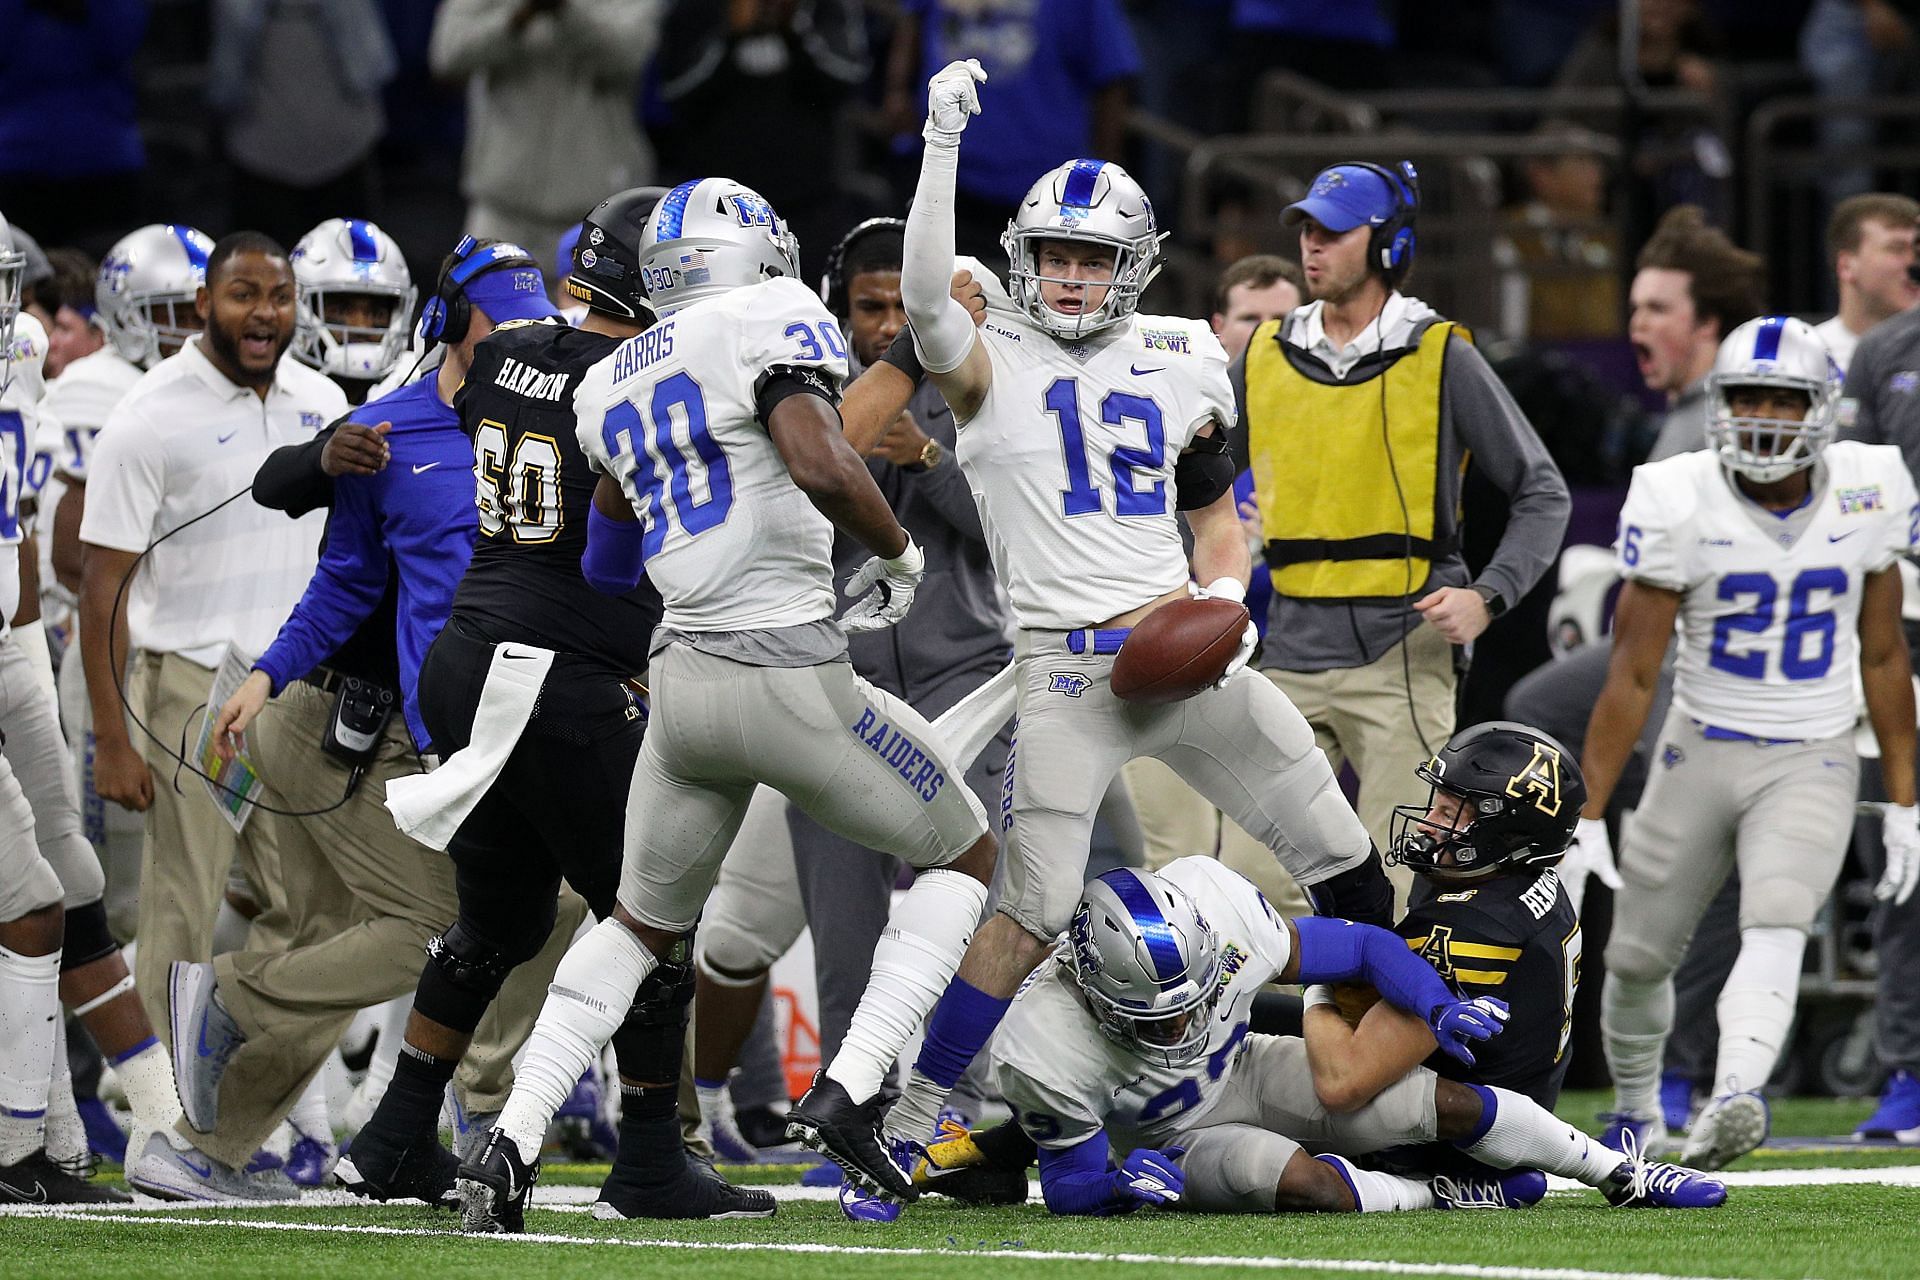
[[1680, 1092, 1769, 1172]]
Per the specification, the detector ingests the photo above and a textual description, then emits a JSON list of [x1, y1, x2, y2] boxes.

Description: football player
[[813, 59, 1395, 1206], [455, 177, 999, 1234], [288, 218, 417, 406], [1575, 315, 1920, 1169]]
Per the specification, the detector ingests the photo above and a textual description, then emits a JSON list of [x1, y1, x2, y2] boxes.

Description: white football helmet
[[290, 218, 416, 382], [1003, 158, 1166, 339], [1066, 868, 1224, 1069], [636, 177, 800, 316], [96, 224, 214, 369], [1706, 315, 1840, 483], [0, 210, 23, 390]]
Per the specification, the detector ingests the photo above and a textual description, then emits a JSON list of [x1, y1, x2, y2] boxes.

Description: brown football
[[1110, 597, 1251, 704]]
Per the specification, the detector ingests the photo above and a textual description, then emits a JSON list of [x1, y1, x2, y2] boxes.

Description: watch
[[909, 438, 944, 471], [1470, 584, 1508, 618]]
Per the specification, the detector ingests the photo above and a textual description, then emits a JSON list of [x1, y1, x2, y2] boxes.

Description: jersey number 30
[[600, 372, 734, 559]]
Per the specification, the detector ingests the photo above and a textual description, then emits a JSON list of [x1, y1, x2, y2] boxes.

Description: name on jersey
[[493, 357, 572, 402], [848, 708, 947, 802], [1139, 328, 1191, 355], [1520, 868, 1560, 920], [1836, 485, 1884, 515], [609, 322, 677, 385]]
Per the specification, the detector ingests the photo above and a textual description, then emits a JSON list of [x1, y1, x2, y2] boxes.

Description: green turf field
[[3, 1091, 1914, 1280]]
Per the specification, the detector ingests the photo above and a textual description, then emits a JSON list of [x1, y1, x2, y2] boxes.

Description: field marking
[[0, 1208, 1820, 1280]]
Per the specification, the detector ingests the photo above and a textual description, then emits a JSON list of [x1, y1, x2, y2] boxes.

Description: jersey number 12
[[1045, 377, 1167, 519]]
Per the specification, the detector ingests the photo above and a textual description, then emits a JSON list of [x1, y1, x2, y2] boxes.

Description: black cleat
[[785, 1072, 914, 1202], [594, 1156, 777, 1221], [334, 1123, 460, 1209], [456, 1129, 538, 1234], [1, 1149, 132, 1204]]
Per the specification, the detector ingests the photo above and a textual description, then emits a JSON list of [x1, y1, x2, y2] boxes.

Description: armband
[[755, 366, 839, 425], [1174, 447, 1235, 511]]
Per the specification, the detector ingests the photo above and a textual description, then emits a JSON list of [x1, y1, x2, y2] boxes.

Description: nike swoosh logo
[[501, 651, 536, 661], [0, 1180, 48, 1204], [197, 1011, 219, 1059], [918, 1161, 971, 1182], [216, 430, 237, 444], [1828, 530, 1857, 543], [1130, 365, 1164, 376], [412, 462, 441, 475], [179, 1156, 213, 1178]]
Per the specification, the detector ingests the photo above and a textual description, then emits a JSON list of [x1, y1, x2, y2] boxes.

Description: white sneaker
[[1680, 1092, 1769, 1172], [126, 1131, 298, 1202]]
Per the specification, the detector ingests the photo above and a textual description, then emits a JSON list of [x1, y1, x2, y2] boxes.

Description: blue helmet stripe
[[1752, 315, 1786, 363], [346, 219, 379, 263], [1060, 159, 1106, 208], [1103, 870, 1185, 986], [171, 226, 208, 272], [657, 181, 700, 241]]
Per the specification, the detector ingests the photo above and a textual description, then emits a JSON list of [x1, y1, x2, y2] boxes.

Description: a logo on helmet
[[101, 253, 133, 297], [1068, 906, 1101, 976], [588, 227, 605, 246], [1504, 744, 1563, 817], [728, 195, 775, 228], [580, 249, 598, 269]]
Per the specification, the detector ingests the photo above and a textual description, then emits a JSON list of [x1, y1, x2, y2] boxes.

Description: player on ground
[[804, 59, 1394, 1205], [288, 218, 416, 406], [455, 177, 998, 1233], [1575, 315, 1920, 1169]]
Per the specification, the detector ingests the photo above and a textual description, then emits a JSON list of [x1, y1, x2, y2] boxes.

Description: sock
[[1713, 926, 1806, 1096], [1316, 1154, 1435, 1211], [694, 1076, 734, 1134], [104, 1034, 180, 1133], [887, 975, 1013, 1142], [287, 1070, 333, 1144], [365, 1041, 457, 1148], [45, 1018, 86, 1168], [0, 944, 60, 1165], [1602, 971, 1674, 1116], [601, 1082, 688, 1196], [496, 919, 655, 1166], [1459, 1083, 1625, 1187], [824, 868, 988, 1104]]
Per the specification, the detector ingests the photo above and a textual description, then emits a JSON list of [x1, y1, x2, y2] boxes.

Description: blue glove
[[1428, 996, 1510, 1066], [1109, 1146, 1185, 1207]]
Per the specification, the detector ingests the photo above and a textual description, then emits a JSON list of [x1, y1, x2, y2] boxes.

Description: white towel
[[932, 661, 1016, 770], [384, 642, 555, 850]]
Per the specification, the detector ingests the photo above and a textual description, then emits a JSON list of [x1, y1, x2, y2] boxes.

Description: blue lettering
[[897, 747, 926, 782], [921, 772, 945, 802], [865, 721, 890, 751], [886, 735, 915, 768], [912, 760, 936, 791]]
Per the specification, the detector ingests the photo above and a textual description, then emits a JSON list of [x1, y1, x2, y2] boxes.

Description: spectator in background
[[431, 0, 661, 265], [33, 249, 104, 380], [1634, 205, 1765, 462], [1495, 126, 1621, 342], [1799, 0, 1917, 214], [1815, 193, 1919, 375], [0, 0, 146, 255], [210, 0, 397, 251], [655, 0, 868, 268], [884, 0, 1140, 261], [1210, 253, 1302, 357]]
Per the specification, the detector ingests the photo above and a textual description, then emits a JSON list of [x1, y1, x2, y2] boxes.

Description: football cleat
[[457, 1129, 538, 1234], [1856, 1069, 1920, 1142], [0, 1149, 131, 1204], [912, 1119, 1029, 1206], [1597, 1109, 1668, 1158], [785, 1072, 913, 1202], [333, 1125, 460, 1208], [1659, 1072, 1698, 1133], [593, 1162, 777, 1221], [1432, 1168, 1547, 1209], [1680, 1092, 1769, 1172], [126, 1131, 297, 1203], [169, 961, 246, 1133], [1601, 1133, 1727, 1209], [837, 1136, 920, 1223]]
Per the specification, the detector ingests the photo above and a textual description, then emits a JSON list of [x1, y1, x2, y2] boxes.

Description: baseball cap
[[1281, 164, 1400, 233], [464, 254, 560, 325]]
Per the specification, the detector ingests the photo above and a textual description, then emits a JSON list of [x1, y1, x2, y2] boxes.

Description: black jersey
[[451, 320, 662, 673], [1399, 866, 1582, 1106]]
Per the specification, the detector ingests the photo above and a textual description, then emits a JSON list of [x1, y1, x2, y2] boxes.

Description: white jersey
[[1, 313, 54, 632], [1616, 443, 1917, 741], [992, 857, 1292, 1153], [41, 345, 143, 482], [575, 277, 849, 633], [957, 310, 1235, 630]]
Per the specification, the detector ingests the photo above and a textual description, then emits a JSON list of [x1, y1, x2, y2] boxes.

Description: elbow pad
[[582, 503, 647, 596], [1174, 446, 1235, 511]]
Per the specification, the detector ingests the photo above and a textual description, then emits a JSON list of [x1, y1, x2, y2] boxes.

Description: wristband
[[879, 326, 926, 383]]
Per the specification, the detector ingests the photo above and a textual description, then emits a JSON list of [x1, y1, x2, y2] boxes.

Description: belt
[[1694, 720, 1802, 746], [1066, 627, 1132, 655], [298, 665, 351, 695]]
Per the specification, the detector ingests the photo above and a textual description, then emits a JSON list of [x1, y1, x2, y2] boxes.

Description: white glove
[[1879, 804, 1920, 907], [842, 535, 925, 634], [1560, 816, 1622, 916], [924, 59, 987, 146], [1193, 576, 1256, 686]]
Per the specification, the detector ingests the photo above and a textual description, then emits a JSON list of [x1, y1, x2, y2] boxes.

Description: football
[[1109, 596, 1251, 704]]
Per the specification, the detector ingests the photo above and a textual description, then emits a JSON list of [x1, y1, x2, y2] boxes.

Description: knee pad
[[697, 911, 784, 978], [609, 931, 697, 1083], [60, 899, 120, 972], [54, 839, 106, 911], [1306, 852, 1395, 929], [1740, 877, 1821, 934], [414, 920, 521, 1033], [1219, 1134, 1285, 1200], [1603, 931, 1681, 987]]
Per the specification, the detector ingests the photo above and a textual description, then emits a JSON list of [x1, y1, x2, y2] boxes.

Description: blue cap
[[554, 223, 583, 288], [1282, 164, 1400, 233], [464, 261, 561, 324]]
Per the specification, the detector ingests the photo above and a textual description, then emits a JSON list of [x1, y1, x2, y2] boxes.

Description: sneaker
[[1680, 1092, 1769, 1172], [0, 1149, 131, 1204], [333, 1121, 460, 1208], [912, 1119, 1029, 1206], [1857, 1069, 1920, 1142], [702, 1086, 766, 1165], [835, 1136, 919, 1223], [457, 1129, 538, 1235], [77, 1097, 128, 1165], [786, 1072, 913, 1201], [1597, 1109, 1669, 1158], [1602, 1134, 1727, 1209], [1432, 1169, 1547, 1209], [169, 961, 245, 1133], [449, 1095, 499, 1167], [593, 1158, 777, 1221], [285, 1132, 338, 1187], [1659, 1072, 1698, 1133], [126, 1131, 297, 1203]]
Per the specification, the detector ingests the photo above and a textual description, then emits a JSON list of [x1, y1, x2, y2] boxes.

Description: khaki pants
[[190, 680, 585, 1165], [1125, 757, 1313, 918], [1263, 624, 1457, 912]]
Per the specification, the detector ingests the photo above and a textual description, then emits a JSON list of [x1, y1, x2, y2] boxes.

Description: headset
[[1337, 160, 1421, 285], [819, 216, 906, 318], [417, 235, 542, 348]]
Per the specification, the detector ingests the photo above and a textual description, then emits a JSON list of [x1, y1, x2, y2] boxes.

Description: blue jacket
[[255, 373, 476, 748]]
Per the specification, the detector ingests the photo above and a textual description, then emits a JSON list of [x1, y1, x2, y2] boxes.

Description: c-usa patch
[[1048, 672, 1092, 697]]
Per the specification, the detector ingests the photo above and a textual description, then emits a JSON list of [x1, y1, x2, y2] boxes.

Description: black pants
[[417, 614, 642, 952]]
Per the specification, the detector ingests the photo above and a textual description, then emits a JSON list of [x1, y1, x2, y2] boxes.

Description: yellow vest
[[1245, 317, 1468, 599]]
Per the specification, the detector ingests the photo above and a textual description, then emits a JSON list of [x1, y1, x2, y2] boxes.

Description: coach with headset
[[1230, 161, 1569, 908]]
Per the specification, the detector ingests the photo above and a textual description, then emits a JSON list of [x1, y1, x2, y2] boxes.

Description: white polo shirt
[[81, 337, 346, 668]]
